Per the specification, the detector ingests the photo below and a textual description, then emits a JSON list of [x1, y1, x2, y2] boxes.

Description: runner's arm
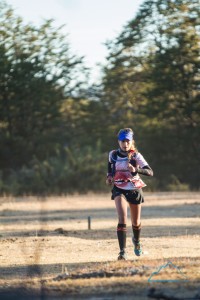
[[137, 165, 153, 176], [107, 162, 112, 177], [133, 152, 153, 176]]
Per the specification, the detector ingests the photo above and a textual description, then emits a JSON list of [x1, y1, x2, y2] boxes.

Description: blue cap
[[118, 130, 133, 141]]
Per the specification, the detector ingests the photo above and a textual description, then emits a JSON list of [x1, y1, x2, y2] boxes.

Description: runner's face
[[118, 139, 132, 151]]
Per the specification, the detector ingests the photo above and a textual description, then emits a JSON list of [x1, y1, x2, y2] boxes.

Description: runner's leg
[[129, 203, 141, 241], [115, 196, 127, 259], [129, 203, 142, 256]]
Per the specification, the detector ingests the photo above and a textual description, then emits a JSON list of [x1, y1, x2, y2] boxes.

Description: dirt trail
[[0, 192, 200, 299]]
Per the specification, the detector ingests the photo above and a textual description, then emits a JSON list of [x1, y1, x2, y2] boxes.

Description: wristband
[[107, 173, 112, 178]]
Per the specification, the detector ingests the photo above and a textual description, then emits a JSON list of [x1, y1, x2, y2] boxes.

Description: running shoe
[[132, 237, 142, 256], [117, 250, 127, 260]]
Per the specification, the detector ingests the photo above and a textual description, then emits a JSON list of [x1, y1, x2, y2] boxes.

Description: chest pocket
[[111, 150, 137, 176], [130, 157, 137, 167]]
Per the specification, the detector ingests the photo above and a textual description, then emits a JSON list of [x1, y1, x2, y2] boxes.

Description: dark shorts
[[111, 185, 144, 204]]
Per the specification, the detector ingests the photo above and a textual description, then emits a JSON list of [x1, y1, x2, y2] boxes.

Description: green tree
[[101, 0, 200, 189], [140, 0, 200, 188], [0, 1, 87, 169]]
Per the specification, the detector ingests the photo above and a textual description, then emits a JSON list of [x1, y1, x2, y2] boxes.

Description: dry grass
[[0, 192, 200, 299]]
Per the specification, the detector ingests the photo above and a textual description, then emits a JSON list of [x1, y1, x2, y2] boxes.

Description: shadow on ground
[[0, 257, 200, 300], [1, 222, 199, 239], [0, 202, 200, 224]]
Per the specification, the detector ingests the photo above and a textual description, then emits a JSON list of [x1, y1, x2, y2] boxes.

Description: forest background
[[0, 0, 199, 195]]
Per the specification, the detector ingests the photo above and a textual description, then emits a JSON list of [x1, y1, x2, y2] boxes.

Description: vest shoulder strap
[[110, 150, 118, 163], [110, 150, 117, 177]]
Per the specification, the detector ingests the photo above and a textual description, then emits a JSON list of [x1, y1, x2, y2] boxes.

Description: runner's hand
[[106, 176, 113, 185], [128, 164, 136, 172]]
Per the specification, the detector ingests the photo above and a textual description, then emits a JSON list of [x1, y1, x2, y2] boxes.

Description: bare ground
[[0, 192, 200, 299]]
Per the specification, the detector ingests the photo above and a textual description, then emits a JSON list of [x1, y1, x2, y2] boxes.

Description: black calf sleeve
[[132, 223, 141, 242], [117, 223, 127, 252]]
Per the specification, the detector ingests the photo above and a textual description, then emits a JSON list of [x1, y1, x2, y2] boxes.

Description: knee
[[132, 222, 141, 228]]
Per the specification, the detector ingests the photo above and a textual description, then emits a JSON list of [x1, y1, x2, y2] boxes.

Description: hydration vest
[[110, 150, 137, 177]]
